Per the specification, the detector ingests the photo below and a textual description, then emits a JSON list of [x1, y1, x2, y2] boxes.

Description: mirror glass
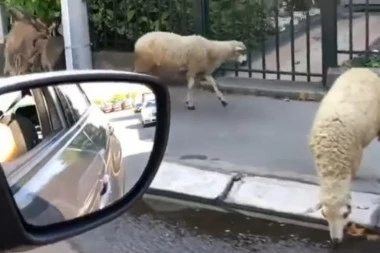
[[0, 81, 157, 226]]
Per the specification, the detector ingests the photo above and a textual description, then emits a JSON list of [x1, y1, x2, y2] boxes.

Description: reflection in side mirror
[[0, 80, 157, 227]]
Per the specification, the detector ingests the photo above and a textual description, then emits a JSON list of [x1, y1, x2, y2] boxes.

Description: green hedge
[[1, 0, 60, 24], [87, 0, 275, 51], [2, 0, 277, 51], [341, 54, 380, 68]]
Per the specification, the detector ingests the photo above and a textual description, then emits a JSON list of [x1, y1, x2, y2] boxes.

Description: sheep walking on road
[[133, 31, 247, 110], [307, 68, 380, 245]]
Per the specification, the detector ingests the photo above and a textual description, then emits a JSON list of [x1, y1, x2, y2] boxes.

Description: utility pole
[[0, 4, 8, 44], [60, 0, 93, 70]]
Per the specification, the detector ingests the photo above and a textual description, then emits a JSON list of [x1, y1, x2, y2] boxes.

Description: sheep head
[[231, 41, 247, 65]]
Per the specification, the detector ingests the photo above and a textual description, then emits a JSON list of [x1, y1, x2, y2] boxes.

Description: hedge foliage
[[88, 0, 275, 50], [342, 53, 380, 68], [1, 0, 60, 24], [2, 0, 279, 51]]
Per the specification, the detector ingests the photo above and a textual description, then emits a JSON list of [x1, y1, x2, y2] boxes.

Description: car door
[[52, 84, 111, 215], [4, 84, 111, 227]]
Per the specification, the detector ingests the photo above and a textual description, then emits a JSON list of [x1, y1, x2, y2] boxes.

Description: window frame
[[53, 84, 91, 126], [4, 85, 93, 191]]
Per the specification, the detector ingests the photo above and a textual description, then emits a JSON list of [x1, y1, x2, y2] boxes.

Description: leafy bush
[[111, 93, 127, 102], [1, 0, 60, 24], [3, 0, 277, 51], [87, 0, 195, 51], [88, 0, 274, 50], [208, 0, 275, 49], [92, 99, 104, 106], [283, 0, 316, 12], [341, 53, 380, 68], [365, 54, 380, 68]]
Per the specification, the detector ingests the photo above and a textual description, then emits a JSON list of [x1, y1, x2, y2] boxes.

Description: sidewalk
[[148, 159, 380, 232]]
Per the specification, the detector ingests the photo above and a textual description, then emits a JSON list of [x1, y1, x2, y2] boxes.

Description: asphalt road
[[107, 110, 156, 193], [166, 87, 380, 193], [23, 197, 380, 253]]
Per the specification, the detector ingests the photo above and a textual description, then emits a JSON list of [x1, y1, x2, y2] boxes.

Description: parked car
[[134, 102, 143, 113], [140, 100, 157, 127], [112, 101, 122, 112], [0, 82, 125, 227], [101, 102, 113, 113]]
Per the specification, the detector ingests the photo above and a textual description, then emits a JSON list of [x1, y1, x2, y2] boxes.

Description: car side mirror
[[0, 70, 171, 251]]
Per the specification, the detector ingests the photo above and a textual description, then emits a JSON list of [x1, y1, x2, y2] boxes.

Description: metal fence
[[89, 0, 380, 86]]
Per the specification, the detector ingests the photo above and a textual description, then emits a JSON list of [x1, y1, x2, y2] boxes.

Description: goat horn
[[8, 7, 26, 21]]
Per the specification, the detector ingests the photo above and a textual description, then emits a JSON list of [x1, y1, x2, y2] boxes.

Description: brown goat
[[4, 7, 65, 76]]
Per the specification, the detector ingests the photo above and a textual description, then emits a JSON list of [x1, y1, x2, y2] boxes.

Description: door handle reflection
[[99, 174, 110, 196]]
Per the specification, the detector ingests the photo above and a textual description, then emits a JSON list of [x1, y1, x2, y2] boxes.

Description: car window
[[55, 84, 91, 125], [0, 88, 63, 166]]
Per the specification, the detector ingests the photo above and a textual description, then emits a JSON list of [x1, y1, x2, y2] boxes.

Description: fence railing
[[89, 0, 380, 86]]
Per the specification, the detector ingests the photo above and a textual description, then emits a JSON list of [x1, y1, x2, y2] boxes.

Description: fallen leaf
[[346, 223, 366, 237], [366, 234, 380, 241], [298, 93, 308, 101]]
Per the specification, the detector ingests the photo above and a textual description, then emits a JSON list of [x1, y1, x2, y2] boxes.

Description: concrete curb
[[206, 67, 380, 102], [200, 77, 327, 102], [148, 161, 380, 233]]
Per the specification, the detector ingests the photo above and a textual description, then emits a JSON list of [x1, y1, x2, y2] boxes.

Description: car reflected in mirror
[[0, 80, 157, 227]]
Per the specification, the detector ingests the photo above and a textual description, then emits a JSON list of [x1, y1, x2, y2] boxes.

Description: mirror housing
[[0, 70, 171, 251]]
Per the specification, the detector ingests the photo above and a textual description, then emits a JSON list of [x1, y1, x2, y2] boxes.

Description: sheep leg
[[185, 77, 196, 110], [204, 75, 227, 107]]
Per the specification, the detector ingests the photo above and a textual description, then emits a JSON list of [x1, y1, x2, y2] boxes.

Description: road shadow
[[124, 122, 156, 141], [108, 113, 137, 123], [129, 198, 380, 253], [123, 151, 152, 193], [330, 238, 380, 253], [13, 190, 66, 227], [138, 125, 155, 141], [125, 122, 142, 129]]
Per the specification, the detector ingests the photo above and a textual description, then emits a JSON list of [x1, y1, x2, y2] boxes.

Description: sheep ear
[[235, 46, 246, 53]]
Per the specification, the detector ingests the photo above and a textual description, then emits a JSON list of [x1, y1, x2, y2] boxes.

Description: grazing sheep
[[307, 68, 380, 245], [133, 31, 247, 110]]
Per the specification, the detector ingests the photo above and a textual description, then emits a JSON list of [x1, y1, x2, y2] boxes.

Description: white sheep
[[133, 31, 247, 110], [307, 68, 380, 245]]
